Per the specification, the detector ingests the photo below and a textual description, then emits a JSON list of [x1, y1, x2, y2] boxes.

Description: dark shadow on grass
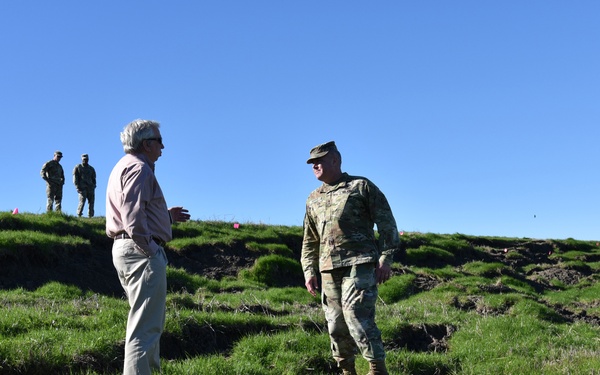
[[387, 323, 456, 353], [160, 319, 285, 359]]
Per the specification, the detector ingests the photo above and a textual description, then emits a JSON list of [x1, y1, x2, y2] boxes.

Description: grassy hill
[[0, 212, 599, 374]]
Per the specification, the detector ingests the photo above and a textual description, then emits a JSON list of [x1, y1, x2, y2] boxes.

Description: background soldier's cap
[[54, 151, 63, 157], [81, 154, 89, 159], [306, 141, 337, 164]]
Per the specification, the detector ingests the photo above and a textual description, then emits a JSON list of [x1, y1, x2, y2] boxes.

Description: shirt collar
[[318, 172, 349, 193], [134, 152, 155, 172]]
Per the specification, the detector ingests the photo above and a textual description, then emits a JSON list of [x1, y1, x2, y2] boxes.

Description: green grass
[[462, 261, 509, 277], [379, 273, 418, 303], [239, 254, 303, 287], [168, 221, 302, 251], [1, 212, 600, 374], [407, 245, 455, 266], [450, 315, 600, 374]]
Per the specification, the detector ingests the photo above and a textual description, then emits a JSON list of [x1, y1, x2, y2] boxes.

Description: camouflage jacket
[[301, 173, 400, 281], [73, 163, 96, 190], [40, 160, 64, 186]]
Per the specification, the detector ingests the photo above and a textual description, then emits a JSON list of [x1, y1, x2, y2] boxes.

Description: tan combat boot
[[339, 358, 357, 375], [367, 360, 389, 375]]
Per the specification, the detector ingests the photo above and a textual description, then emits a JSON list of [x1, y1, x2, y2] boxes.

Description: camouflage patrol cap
[[81, 154, 89, 159], [306, 141, 337, 164], [54, 151, 63, 157]]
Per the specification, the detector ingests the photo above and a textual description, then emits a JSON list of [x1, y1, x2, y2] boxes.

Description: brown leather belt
[[114, 232, 166, 246]]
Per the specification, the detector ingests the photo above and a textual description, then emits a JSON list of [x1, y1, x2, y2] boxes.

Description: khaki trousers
[[112, 239, 168, 375]]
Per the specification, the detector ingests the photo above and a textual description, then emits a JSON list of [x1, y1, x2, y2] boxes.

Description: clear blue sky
[[2, 1, 599, 240]]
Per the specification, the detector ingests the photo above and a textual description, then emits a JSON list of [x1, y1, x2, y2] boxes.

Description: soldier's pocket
[[341, 274, 377, 309]]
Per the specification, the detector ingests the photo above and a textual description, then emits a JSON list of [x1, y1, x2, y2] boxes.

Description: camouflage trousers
[[46, 184, 63, 212], [77, 188, 95, 217], [321, 263, 385, 364]]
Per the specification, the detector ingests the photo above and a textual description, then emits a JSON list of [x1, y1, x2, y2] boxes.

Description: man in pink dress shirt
[[106, 119, 190, 375]]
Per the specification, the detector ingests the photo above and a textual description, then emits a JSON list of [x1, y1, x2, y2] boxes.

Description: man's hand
[[305, 276, 319, 296], [375, 262, 392, 284], [169, 206, 191, 223]]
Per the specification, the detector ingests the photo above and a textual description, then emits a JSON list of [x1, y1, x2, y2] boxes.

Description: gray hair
[[120, 119, 160, 154]]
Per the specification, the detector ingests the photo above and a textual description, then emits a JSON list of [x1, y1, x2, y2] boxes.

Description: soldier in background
[[301, 141, 400, 375], [40, 150, 65, 212], [73, 153, 97, 217]]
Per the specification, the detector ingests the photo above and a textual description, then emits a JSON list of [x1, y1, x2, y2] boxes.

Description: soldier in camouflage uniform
[[301, 141, 400, 375], [73, 153, 97, 217], [40, 151, 65, 212]]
